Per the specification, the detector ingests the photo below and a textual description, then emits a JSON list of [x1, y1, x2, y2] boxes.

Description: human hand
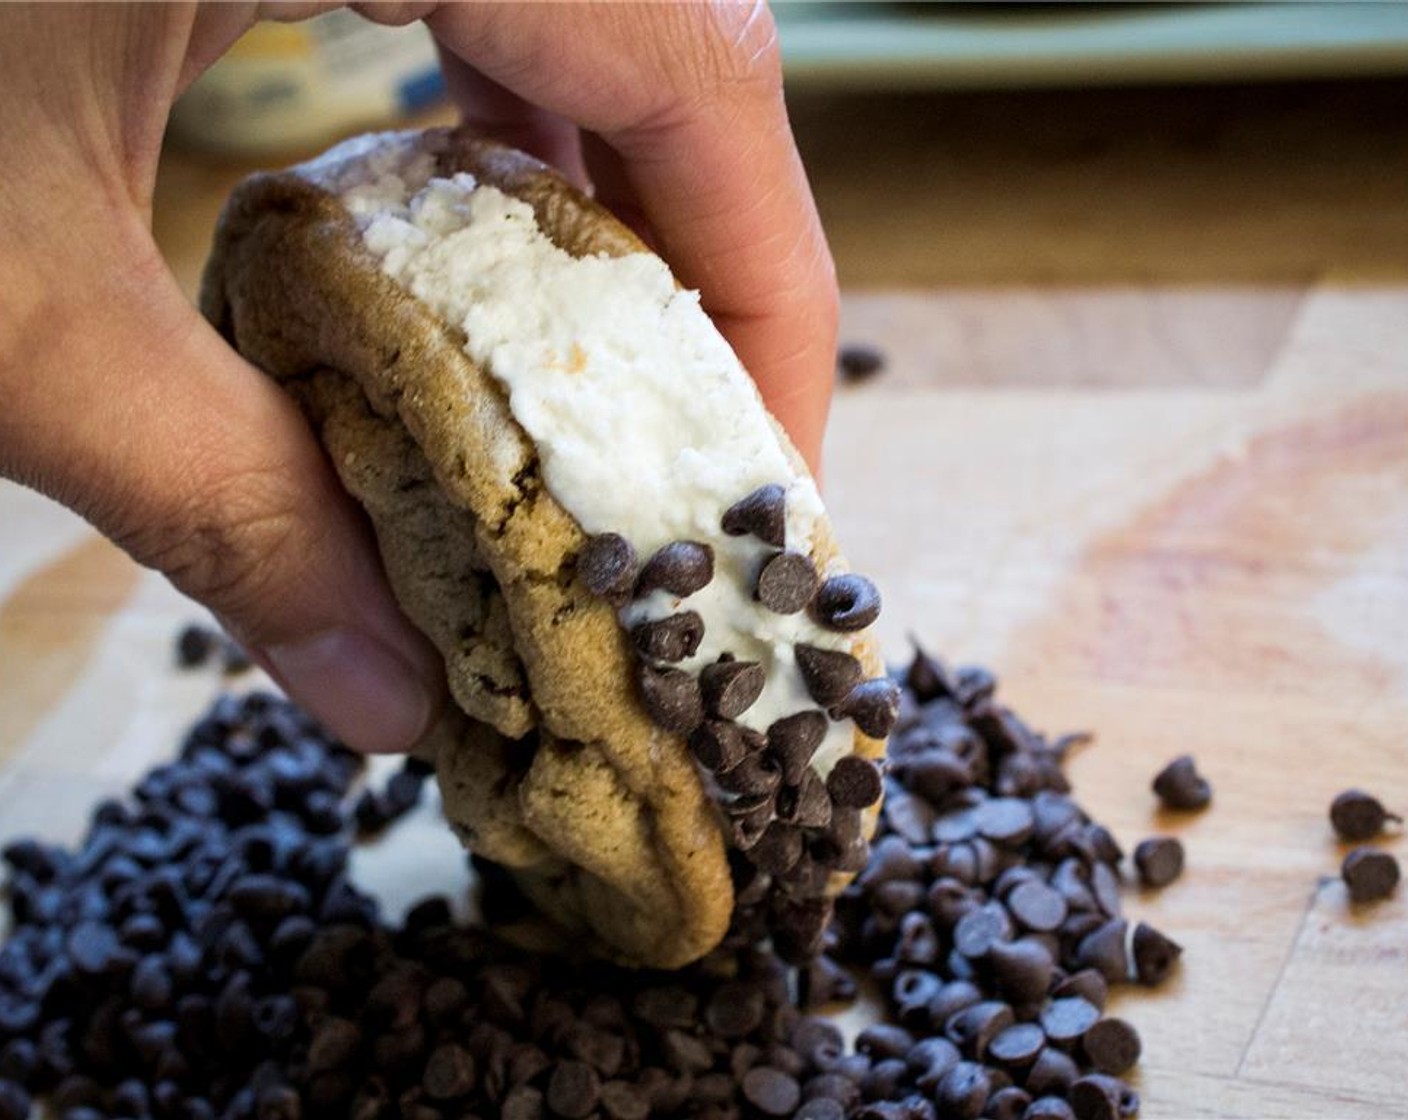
[[0, 2, 838, 753]]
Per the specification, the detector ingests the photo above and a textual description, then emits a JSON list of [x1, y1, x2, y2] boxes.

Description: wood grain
[[6, 80, 1408, 1119]]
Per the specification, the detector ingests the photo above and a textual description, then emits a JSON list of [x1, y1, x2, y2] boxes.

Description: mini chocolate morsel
[[175, 623, 216, 668], [636, 540, 714, 598], [631, 612, 704, 663], [546, 1060, 600, 1119], [986, 940, 1055, 1005], [1080, 1017, 1141, 1076], [423, 1042, 476, 1100], [1006, 880, 1068, 933], [722, 484, 787, 547], [578, 533, 637, 606], [945, 1000, 1014, 1059], [837, 343, 887, 383], [985, 1085, 1033, 1120], [831, 678, 902, 740], [1089, 862, 1121, 919], [778, 771, 833, 830], [1025, 1047, 1080, 1098], [795, 644, 865, 707], [1330, 789, 1402, 842], [600, 1081, 649, 1120], [741, 1066, 801, 1117], [1051, 970, 1109, 1012], [750, 823, 803, 876], [1341, 847, 1401, 903], [636, 664, 704, 733], [812, 573, 882, 632], [987, 1023, 1046, 1069], [769, 711, 828, 784], [1069, 1074, 1138, 1120], [936, 1061, 990, 1120], [756, 551, 819, 614], [1039, 997, 1101, 1047], [826, 756, 884, 809], [975, 798, 1036, 848], [904, 642, 956, 702], [953, 903, 1012, 959], [796, 1098, 846, 1120], [730, 802, 775, 851], [1151, 754, 1211, 811], [1024, 1097, 1077, 1120], [700, 659, 766, 719], [1075, 919, 1130, 985], [1130, 922, 1182, 985], [1132, 837, 1184, 888], [688, 721, 748, 773]]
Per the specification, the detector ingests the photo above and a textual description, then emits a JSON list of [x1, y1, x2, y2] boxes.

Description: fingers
[[424, 2, 838, 471], [0, 232, 444, 754]]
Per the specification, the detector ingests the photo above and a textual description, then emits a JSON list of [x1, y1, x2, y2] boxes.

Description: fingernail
[[261, 629, 435, 753]]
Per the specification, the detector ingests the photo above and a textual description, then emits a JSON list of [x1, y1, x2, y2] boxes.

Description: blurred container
[[168, 12, 445, 158]]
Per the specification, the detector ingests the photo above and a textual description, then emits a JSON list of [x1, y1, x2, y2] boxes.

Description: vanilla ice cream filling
[[309, 133, 859, 776]]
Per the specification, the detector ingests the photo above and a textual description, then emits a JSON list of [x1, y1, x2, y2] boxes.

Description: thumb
[[2, 248, 444, 754]]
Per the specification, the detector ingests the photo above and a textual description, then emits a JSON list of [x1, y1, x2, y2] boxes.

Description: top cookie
[[200, 128, 893, 968]]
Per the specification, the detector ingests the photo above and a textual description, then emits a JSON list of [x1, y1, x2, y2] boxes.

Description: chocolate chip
[[632, 612, 704, 663], [722, 484, 787, 547], [769, 711, 828, 784], [838, 344, 887, 384], [953, 903, 1011, 959], [751, 823, 804, 876], [176, 624, 216, 668], [701, 659, 766, 719], [985, 1085, 1033, 1120], [1069, 1074, 1138, 1120], [1080, 1017, 1141, 1075], [503, 1085, 546, 1120], [1006, 880, 1067, 933], [1024, 1047, 1080, 1098], [66, 921, 130, 976], [987, 1023, 1046, 1069], [1075, 919, 1129, 984], [546, 1060, 600, 1119], [1024, 1097, 1077, 1120], [689, 721, 749, 773], [1051, 969, 1108, 1011], [1038, 998, 1100, 1047], [600, 1081, 649, 1120], [637, 664, 704, 732], [718, 752, 783, 798], [796, 644, 865, 707], [827, 756, 883, 809], [636, 540, 713, 598], [731, 799, 777, 850], [422, 1043, 476, 1100], [579, 533, 637, 606], [944, 1000, 1014, 1059], [742, 1066, 801, 1117], [797, 1098, 846, 1120], [756, 551, 819, 614], [975, 798, 1035, 847], [1151, 755, 1211, 811], [1130, 922, 1181, 986], [1089, 862, 1121, 919], [832, 679, 901, 739], [936, 1061, 989, 1120], [1341, 847, 1400, 903], [1132, 837, 1184, 888], [1330, 789, 1402, 842], [986, 939, 1054, 1005], [779, 771, 833, 830]]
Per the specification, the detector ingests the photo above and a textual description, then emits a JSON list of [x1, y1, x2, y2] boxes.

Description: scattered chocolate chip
[[1025, 1047, 1080, 1098], [719, 751, 783, 798], [579, 533, 637, 606], [1151, 755, 1211, 811], [631, 612, 704, 663], [953, 903, 1011, 960], [812, 574, 882, 632], [826, 756, 884, 809], [838, 343, 887, 384], [1051, 970, 1108, 1012], [986, 940, 1054, 1005], [832, 679, 901, 739], [1039, 998, 1101, 1047], [975, 798, 1035, 848], [751, 823, 804, 876], [1330, 789, 1402, 842], [1025, 1096, 1077, 1120], [636, 540, 713, 599], [637, 664, 704, 733], [175, 624, 216, 669], [545, 1059, 599, 1119], [936, 1060, 989, 1120], [987, 1023, 1046, 1069], [741, 1066, 801, 1117], [1131, 922, 1182, 986], [756, 551, 819, 614], [1080, 1018, 1141, 1076], [701, 659, 766, 719], [1006, 880, 1067, 933], [985, 1085, 1033, 1120], [945, 1000, 1014, 1059], [1075, 920, 1129, 985], [1132, 837, 1184, 888], [1069, 1073, 1138, 1120], [723, 484, 787, 547], [796, 645, 865, 707], [1341, 847, 1401, 903]]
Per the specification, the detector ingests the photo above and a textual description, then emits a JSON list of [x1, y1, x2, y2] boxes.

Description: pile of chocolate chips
[[0, 645, 1175, 1120], [579, 485, 898, 960]]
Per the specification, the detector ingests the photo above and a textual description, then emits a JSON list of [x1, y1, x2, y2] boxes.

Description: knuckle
[[124, 465, 310, 624]]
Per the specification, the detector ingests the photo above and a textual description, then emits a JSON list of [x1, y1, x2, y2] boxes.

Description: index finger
[[422, 2, 838, 471]]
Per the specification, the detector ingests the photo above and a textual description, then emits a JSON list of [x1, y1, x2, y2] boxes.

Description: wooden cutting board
[[2, 274, 1406, 1118]]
